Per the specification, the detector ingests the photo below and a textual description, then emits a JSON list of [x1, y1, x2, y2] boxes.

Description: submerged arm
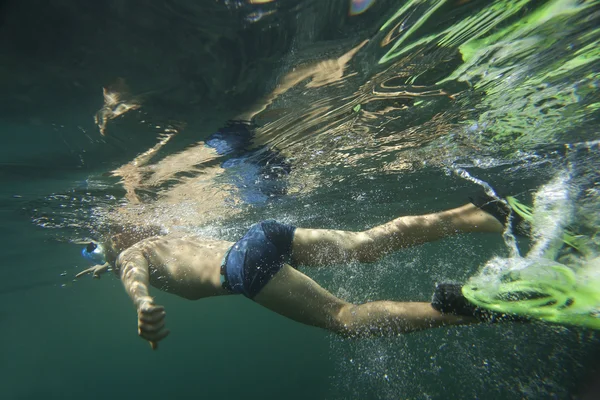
[[117, 250, 170, 349], [119, 250, 152, 307], [75, 262, 111, 279]]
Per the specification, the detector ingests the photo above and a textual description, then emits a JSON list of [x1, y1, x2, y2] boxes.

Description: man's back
[[117, 235, 233, 300]]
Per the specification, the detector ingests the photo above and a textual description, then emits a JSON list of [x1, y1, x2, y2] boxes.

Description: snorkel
[[82, 241, 107, 264]]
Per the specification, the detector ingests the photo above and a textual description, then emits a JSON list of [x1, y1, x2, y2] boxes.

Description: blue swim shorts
[[221, 220, 296, 299]]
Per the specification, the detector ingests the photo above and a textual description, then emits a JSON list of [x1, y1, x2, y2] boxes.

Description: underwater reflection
[[74, 0, 599, 242], [94, 78, 141, 136]]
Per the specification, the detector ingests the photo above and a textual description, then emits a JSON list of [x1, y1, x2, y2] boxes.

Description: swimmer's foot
[[431, 283, 528, 323], [469, 193, 530, 236]]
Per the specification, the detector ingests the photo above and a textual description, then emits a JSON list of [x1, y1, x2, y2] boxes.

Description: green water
[[3, 173, 599, 399], [1, 0, 600, 399]]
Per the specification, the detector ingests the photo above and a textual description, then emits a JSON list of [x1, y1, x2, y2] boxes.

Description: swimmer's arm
[[118, 251, 153, 307], [75, 262, 110, 279], [117, 250, 170, 349]]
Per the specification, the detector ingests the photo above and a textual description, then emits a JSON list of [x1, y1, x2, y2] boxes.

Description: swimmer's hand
[[137, 300, 170, 350], [75, 262, 110, 279]]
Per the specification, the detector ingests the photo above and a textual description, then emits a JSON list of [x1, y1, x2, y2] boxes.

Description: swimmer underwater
[[77, 195, 529, 350]]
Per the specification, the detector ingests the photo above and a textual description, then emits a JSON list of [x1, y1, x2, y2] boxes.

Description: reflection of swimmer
[[94, 78, 141, 136], [77, 200, 516, 350], [205, 121, 291, 203], [107, 120, 287, 228]]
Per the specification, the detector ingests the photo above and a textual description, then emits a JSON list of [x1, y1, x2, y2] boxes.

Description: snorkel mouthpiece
[[82, 242, 106, 264]]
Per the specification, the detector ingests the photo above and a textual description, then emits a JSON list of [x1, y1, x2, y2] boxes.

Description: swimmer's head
[[82, 241, 106, 264], [77, 225, 162, 268]]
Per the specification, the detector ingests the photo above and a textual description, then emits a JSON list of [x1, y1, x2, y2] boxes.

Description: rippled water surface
[[1, 1, 599, 399]]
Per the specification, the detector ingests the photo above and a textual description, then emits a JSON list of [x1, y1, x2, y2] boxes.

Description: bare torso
[[116, 235, 234, 300]]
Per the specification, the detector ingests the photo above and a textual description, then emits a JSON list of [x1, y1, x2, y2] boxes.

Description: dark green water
[[1, 0, 599, 399]]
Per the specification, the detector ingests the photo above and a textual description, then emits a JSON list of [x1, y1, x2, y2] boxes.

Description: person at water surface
[[77, 200, 514, 349]]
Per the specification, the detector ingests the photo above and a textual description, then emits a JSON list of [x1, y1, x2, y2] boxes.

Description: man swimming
[[77, 199, 518, 350]]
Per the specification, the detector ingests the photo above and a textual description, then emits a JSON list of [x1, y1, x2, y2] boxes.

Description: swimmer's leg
[[292, 203, 503, 267], [253, 265, 476, 336]]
